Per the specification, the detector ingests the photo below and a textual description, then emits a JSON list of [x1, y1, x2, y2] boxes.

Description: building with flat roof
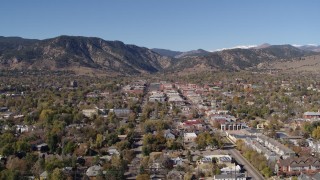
[[184, 132, 197, 142]]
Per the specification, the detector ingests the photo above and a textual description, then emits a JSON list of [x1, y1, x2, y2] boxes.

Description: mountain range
[[151, 48, 210, 58], [0, 35, 318, 75], [295, 45, 320, 52]]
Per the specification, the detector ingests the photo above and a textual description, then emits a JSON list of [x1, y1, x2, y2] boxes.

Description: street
[[227, 148, 265, 180]]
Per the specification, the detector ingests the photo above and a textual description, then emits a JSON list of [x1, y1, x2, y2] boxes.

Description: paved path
[[228, 148, 265, 180]]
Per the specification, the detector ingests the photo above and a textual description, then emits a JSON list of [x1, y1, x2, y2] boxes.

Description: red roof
[[184, 120, 201, 125]]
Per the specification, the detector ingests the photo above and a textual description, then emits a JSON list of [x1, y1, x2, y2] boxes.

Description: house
[[220, 164, 241, 174], [208, 114, 237, 126], [164, 130, 176, 140], [281, 135, 303, 146], [171, 157, 184, 166], [70, 80, 78, 88], [117, 135, 127, 140], [82, 109, 98, 118], [122, 84, 145, 95], [150, 174, 166, 180], [2, 112, 12, 119], [198, 155, 242, 174], [298, 172, 320, 180], [0, 155, 6, 167], [111, 109, 131, 117], [179, 120, 203, 131], [0, 107, 8, 112], [36, 143, 49, 152], [197, 157, 213, 165], [245, 138, 278, 161], [275, 157, 320, 176], [86, 92, 100, 98], [220, 122, 246, 131], [160, 82, 174, 90], [217, 155, 232, 164], [108, 147, 120, 156], [40, 171, 48, 180], [13, 115, 24, 119], [184, 133, 197, 142], [256, 134, 295, 159], [212, 173, 246, 180], [86, 165, 102, 177], [99, 155, 112, 162], [180, 106, 191, 116], [166, 90, 185, 106], [149, 83, 161, 91], [149, 91, 166, 102], [167, 170, 185, 180], [303, 111, 320, 119], [16, 125, 34, 133], [307, 138, 320, 153]]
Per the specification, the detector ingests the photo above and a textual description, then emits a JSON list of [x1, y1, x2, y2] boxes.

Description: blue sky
[[1, 0, 319, 51]]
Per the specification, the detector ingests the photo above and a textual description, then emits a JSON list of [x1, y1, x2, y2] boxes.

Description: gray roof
[[86, 165, 102, 177], [304, 112, 320, 116], [214, 173, 246, 179], [299, 172, 320, 180], [257, 134, 295, 154], [40, 171, 48, 178]]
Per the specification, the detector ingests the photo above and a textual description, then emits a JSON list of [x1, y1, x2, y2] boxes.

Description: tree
[[195, 133, 208, 149], [96, 134, 104, 148], [195, 132, 223, 149], [5, 157, 28, 173], [136, 174, 149, 180], [142, 133, 166, 155], [262, 167, 273, 178], [161, 156, 173, 169], [104, 167, 125, 180], [192, 109, 199, 118], [173, 106, 181, 116], [0, 169, 21, 180], [184, 172, 193, 180], [105, 133, 119, 146], [213, 121, 221, 129], [312, 126, 320, 140], [116, 140, 130, 151], [1, 144, 14, 156], [108, 112, 117, 123], [45, 157, 68, 172], [47, 133, 59, 153], [15, 140, 31, 152], [187, 150, 192, 161], [122, 149, 135, 162], [166, 139, 183, 150], [236, 139, 245, 151], [39, 109, 54, 124], [50, 168, 66, 180], [62, 141, 76, 155]]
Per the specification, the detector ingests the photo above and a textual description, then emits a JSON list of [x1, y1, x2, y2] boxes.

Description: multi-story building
[[256, 134, 295, 159], [275, 157, 320, 176]]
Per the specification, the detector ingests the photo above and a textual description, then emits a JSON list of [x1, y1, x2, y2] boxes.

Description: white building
[[149, 91, 166, 102], [16, 125, 34, 133], [86, 165, 102, 177], [307, 138, 320, 153], [82, 109, 98, 118], [256, 134, 295, 159], [184, 133, 197, 142]]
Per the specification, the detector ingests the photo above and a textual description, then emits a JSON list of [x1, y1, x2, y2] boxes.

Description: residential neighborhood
[[1, 70, 320, 180]]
